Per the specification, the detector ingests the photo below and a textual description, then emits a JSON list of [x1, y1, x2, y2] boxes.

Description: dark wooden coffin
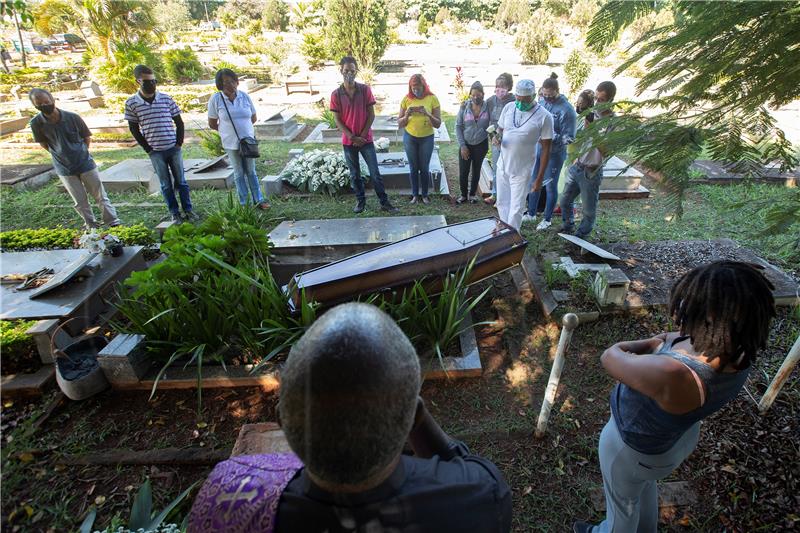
[[285, 217, 527, 311]]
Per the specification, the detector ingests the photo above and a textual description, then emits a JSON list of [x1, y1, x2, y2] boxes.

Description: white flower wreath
[[280, 149, 370, 195]]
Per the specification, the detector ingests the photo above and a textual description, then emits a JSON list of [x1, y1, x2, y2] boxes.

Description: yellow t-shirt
[[401, 94, 440, 138]]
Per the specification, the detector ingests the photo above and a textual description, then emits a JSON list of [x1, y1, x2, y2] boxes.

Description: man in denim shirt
[[524, 73, 576, 230], [560, 81, 617, 240]]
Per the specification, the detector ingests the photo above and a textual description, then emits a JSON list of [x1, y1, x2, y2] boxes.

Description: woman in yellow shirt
[[398, 74, 441, 203]]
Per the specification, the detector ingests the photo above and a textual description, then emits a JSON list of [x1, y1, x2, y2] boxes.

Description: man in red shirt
[[331, 56, 397, 214]]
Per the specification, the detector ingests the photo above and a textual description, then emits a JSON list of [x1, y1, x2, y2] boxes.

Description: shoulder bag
[[220, 92, 260, 159]]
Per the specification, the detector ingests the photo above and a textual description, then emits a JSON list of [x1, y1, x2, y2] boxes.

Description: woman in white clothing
[[495, 79, 553, 230], [208, 69, 269, 209]]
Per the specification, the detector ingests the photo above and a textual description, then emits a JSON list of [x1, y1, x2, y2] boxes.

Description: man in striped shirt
[[125, 64, 198, 223]]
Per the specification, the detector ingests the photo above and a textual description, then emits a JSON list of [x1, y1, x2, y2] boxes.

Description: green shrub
[[301, 30, 328, 70], [494, 0, 529, 28], [263, 0, 290, 31], [514, 11, 558, 64], [0, 320, 37, 362], [417, 17, 430, 37], [569, 0, 599, 29], [321, 109, 336, 128], [230, 33, 264, 56], [565, 48, 592, 97], [325, 0, 389, 68], [0, 224, 154, 252], [95, 42, 164, 93], [163, 47, 204, 83], [197, 129, 225, 157]]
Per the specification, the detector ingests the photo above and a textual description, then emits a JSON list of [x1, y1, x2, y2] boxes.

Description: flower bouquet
[[279, 149, 370, 195]]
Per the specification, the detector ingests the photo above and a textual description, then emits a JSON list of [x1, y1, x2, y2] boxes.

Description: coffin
[[285, 217, 527, 311]]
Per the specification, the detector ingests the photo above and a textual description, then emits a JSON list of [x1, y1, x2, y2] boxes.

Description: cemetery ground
[[1, 115, 799, 531]]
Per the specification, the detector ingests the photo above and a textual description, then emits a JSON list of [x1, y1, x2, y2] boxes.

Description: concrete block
[[26, 319, 72, 364], [155, 220, 175, 241], [97, 333, 152, 385], [593, 268, 630, 307], [261, 175, 282, 197], [287, 148, 304, 161]]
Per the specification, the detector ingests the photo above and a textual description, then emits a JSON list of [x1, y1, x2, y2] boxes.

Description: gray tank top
[[610, 336, 750, 454]]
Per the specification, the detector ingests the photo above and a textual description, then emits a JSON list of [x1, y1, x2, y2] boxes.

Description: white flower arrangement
[[280, 149, 369, 195], [486, 124, 497, 135], [375, 137, 390, 150], [78, 230, 121, 255]]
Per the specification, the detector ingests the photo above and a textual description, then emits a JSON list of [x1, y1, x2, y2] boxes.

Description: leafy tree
[[564, 48, 591, 97], [1, 0, 33, 67], [325, 0, 389, 68], [187, 0, 223, 21], [216, 0, 263, 29], [163, 46, 204, 82], [33, 0, 159, 61], [514, 9, 558, 64], [155, 0, 192, 35], [95, 40, 163, 92], [583, 0, 800, 217], [263, 0, 290, 31], [494, 0, 530, 30], [569, 0, 598, 29]]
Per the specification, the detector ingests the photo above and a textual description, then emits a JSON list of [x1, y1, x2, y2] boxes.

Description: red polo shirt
[[330, 83, 375, 146]]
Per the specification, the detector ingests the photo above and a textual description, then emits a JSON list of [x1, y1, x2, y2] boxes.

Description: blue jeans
[[149, 145, 192, 215], [527, 147, 566, 221], [403, 132, 434, 197], [560, 162, 603, 238], [342, 142, 389, 204], [226, 148, 264, 205]]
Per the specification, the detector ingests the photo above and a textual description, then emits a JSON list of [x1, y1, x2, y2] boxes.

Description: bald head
[[279, 303, 421, 486]]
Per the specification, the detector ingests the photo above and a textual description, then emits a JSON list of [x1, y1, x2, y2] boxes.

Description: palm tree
[[33, 0, 159, 61]]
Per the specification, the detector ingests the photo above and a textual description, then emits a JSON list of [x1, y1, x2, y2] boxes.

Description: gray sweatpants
[[59, 168, 120, 228], [594, 416, 700, 533]]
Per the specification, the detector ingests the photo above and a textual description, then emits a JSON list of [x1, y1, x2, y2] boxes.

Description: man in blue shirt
[[29, 88, 120, 229]]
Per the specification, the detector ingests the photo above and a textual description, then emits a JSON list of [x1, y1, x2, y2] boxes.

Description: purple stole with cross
[[188, 453, 303, 533]]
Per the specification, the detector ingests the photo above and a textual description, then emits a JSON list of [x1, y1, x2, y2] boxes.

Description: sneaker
[[456, 196, 467, 204], [353, 201, 366, 214], [484, 194, 496, 205], [380, 202, 398, 213], [410, 196, 419, 204], [468, 195, 479, 204], [108, 220, 122, 227], [572, 520, 596, 533], [257, 201, 270, 210], [421, 196, 431, 204], [521, 214, 536, 224], [536, 219, 552, 231], [184, 211, 201, 222], [170, 213, 183, 224]]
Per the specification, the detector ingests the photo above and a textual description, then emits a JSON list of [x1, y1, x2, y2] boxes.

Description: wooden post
[[535, 313, 579, 439], [758, 334, 800, 414]]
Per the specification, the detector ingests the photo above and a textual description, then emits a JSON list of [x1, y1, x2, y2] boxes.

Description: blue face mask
[[515, 100, 533, 111], [412, 88, 424, 98]]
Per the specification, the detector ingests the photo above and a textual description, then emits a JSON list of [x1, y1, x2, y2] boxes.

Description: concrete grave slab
[[0, 247, 146, 322], [253, 109, 304, 141], [231, 423, 292, 456], [558, 233, 622, 261], [691, 159, 798, 186], [304, 118, 451, 143], [0, 164, 55, 189], [269, 215, 447, 283], [100, 157, 233, 193]]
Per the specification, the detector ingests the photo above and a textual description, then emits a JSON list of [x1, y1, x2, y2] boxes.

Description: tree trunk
[[13, 7, 26, 68]]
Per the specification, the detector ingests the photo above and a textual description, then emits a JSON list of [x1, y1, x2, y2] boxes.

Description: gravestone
[[0, 164, 54, 190], [253, 109, 304, 141], [0, 247, 146, 331], [691, 159, 798, 186], [304, 117, 451, 144], [269, 215, 447, 284], [599, 156, 649, 198], [99, 156, 233, 193], [80, 80, 102, 98]]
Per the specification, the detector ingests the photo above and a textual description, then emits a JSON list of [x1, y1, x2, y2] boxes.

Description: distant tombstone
[[80, 80, 103, 98]]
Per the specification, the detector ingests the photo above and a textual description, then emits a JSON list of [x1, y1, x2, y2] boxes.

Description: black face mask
[[36, 104, 55, 115], [140, 80, 157, 93]]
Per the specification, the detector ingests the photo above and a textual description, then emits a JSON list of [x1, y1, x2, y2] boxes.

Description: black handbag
[[220, 92, 260, 159]]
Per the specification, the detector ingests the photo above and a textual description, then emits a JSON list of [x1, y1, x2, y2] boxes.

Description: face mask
[[515, 100, 533, 112], [471, 96, 483, 106], [140, 80, 156, 93], [495, 88, 508, 98], [343, 72, 356, 84], [36, 104, 55, 115], [412, 88, 424, 98], [544, 94, 558, 103]]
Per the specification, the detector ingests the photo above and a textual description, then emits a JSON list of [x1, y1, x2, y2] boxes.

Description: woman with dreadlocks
[[574, 261, 776, 533]]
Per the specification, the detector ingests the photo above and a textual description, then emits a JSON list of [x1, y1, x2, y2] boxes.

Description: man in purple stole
[[189, 303, 511, 533]]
